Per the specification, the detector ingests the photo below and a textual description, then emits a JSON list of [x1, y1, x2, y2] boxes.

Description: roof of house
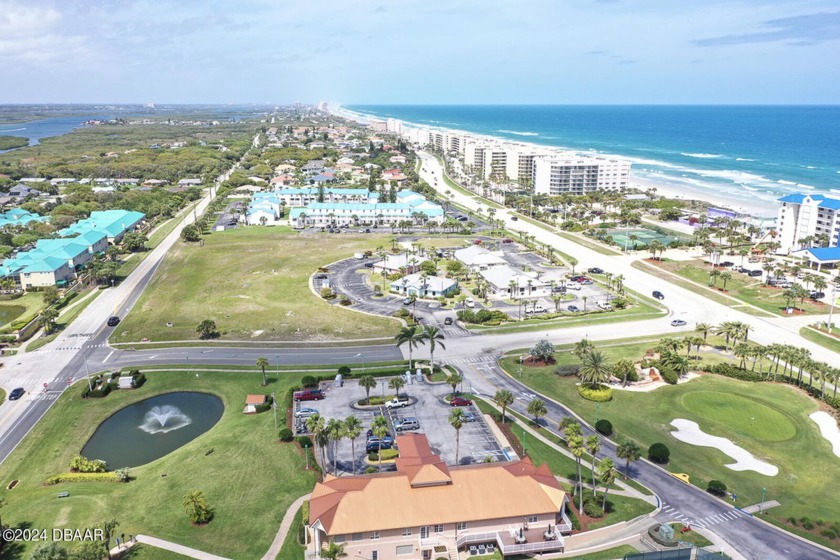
[[373, 253, 428, 270], [455, 245, 507, 267], [778, 193, 840, 211], [310, 434, 564, 535], [391, 273, 457, 293], [803, 247, 840, 263], [480, 265, 542, 289], [245, 394, 267, 405], [58, 210, 145, 238]]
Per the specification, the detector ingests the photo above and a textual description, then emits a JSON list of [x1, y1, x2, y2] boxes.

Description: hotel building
[[533, 156, 630, 195], [776, 193, 840, 254]]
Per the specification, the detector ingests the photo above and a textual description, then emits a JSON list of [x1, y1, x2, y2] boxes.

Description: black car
[[444, 317, 454, 325], [510, 216, 519, 221], [587, 267, 604, 274], [652, 291, 665, 300], [810, 291, 826, 300], [364, 262, 374, 268], [9, 387, 25, 400], [719, 261, 735, 267], [106, 316, 120, 327], [748, 270, 763, 277]]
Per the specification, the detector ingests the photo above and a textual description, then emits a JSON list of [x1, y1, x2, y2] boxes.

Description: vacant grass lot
[[647, 258, 827, 316], [0, 291, 45, 329], [114, 228, 400, 342], [501, 341, 840, 540], [800, 325, 840, 355], [0, 370, 315, 560]]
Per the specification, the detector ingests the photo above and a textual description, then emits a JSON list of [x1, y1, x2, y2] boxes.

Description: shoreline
[[333, 105, 780, 219]]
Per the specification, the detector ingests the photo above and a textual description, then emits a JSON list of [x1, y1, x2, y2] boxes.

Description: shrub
[[530, 340, 555, 361], [47, 472, 120, 485], [69, 455, 107, 473], [337, 365, 351, 376], [296, 436, 313, 448], [133, 372, 146, 388], [368, 449, 399, 461], [803, 520, 815, 530], [115, 468, 131, 482], [554, 365, 579, 377], [279, 428, 294, 442], [648, 443, 670, 464], [820, 529, 838, 540], [364, 466, 378, 474], [595, 419, 613, 436], [787, 517, 797, 526], [301, 375, 318, 388], [320, 287, 335, 299], [658, 366, 679, 385], [367, 452, 378, 461], [583, 497, 605, 518], [565, 505, 581, 530], [707, 480, 727, 497], [578, 385, 613, 402]]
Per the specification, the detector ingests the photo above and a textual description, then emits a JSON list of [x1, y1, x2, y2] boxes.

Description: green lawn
[[26, 290, 102, 353], [0, 370, 316, 560], [560, 545, 640, 560], [800, 325, 840, 354], [124, 545, 195, 560], [557, 232, 622, 256], [500, 342, 840, 539], [644, 258, 828, 317], [276, 507, 305, 560], [0, 291, 46, 331], [112, 228, 400, 342], [671, 523, 712, 548]]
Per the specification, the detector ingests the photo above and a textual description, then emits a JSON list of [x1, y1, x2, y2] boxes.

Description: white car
[[597, 301, 612, 310], [295, 407, 319, 418], [565, 283, 581, 291], [465, 298, 476, 308]]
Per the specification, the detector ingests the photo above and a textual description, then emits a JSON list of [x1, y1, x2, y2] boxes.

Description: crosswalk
[[30, 343, 108, 353], [660, 502, 745, 529], [441, 355, 498, 365]]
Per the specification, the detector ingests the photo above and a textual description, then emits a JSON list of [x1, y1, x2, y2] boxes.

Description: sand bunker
[[810, 412, 840, 458], [670, 419, 778, 476]]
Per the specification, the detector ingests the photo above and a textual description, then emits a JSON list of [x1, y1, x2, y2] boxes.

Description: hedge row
[[577, 384, 613, 402], [46, 472, 120, 485]]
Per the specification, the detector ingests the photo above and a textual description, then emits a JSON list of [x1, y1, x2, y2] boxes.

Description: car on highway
[[106, 316, 120, 327], [9, 387, 25, 400], [587, 267, 604, 274], [450, 397, 473, 406], [294, 407, 319, 418], [444, 317, 454, 325], [652, 291, 665, 300], [671, 319, 687, 327], [567, 305, 580, 312]]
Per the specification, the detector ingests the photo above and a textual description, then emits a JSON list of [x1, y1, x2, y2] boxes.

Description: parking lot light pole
[[828, 286, 837, 333]]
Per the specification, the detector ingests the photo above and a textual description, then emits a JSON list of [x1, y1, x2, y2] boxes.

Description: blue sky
[[1, 0, 838, 104]]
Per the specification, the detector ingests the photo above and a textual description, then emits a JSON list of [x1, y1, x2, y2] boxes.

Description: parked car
[[403, 297, 413, 305], [394, 418, 421, 432], [462, 412, 478, 422], [568, 275, 585, 282], [106, 316, 120, 327], [652, 291, 665, 300], [510, 216, 519, 221], [367, 430, 392, 440], [597, 301, 612, 310], [366, 440, 393, 454], [502, 238, 513, 244], [386, 396, 410, 409], [587, 267, 604, 274], [748, 270, 763, 277], [8, 387, 25, 400], [810, 291, 826, 300], [465, 298, 476, 308], [719, 261, 734, 267], [671, 319, 687, 327], [364, 262, 374, 268], [578, 279, 593, 285], [564, 283, 581, 291], [567, 305, 581, 312], [444, 317, 454, 325], [295, 407, 319, 418], [533, 304, 547, 313], [293, 389, 325, 401], [450, 397, 473, 406]]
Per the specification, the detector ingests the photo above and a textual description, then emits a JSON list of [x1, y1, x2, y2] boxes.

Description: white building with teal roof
[[0, 209, 50, 229], [288, 190, 443, 229], [59, 209, 145, 242]]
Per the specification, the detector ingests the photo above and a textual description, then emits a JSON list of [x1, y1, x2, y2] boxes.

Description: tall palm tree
[[493, 390, 514, 423], [572, 337, 594, 359], [585, 435, 601, 495], [527, 397, 547, 426], [371, 416, 389, 472], [616, 440, 642, 480], [395, 325, 426, 369], [448, 371, 463, 396], [598, 458, 617, 510], [568, 432, 585, 512], [326, 418, 344, 474], [577, 350, 611, 389], [306, 414, 327, 473], [344, 416, 362, 474], [256, 356, 269, 386], [421, 325, 446, 374], [449, 408, 466, 465], [359, 375, 376, 405], [388, 376, 406, 398]]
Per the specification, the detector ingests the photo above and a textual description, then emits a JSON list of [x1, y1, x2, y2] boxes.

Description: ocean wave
[[736, 158, 755, 162], [497, 129, 539, 137], [0, 127, 27, 133], [798, 183, 816, 189], [777, 180, 796, 185], [681, 152, 724, 159]]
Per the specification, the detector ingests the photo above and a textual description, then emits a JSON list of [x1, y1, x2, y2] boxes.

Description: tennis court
[[607, 228, 678, 249]]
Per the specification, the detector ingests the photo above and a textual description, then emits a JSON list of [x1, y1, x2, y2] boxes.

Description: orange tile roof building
[[309, 434, 571, 560]]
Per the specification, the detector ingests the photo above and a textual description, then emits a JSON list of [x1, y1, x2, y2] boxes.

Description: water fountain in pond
[[140, 405, 192, 434]]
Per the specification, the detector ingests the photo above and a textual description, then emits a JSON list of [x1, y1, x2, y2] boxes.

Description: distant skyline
[[1, 0, 838, 105]]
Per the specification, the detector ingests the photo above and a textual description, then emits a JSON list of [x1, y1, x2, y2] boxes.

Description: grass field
[[26, 290, 102, 352], [277, 507, 305, 560], [645, 258, 828, 316], [0, 370, 316, 560], [113, 228, 400, 342], [557, 232, 622, 256], [500, 341, 840, 540], [800, 325, 840, 354], [0, 292, 45, 330]]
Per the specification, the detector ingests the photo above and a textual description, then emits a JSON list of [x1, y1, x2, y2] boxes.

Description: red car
[[450, 397, 473, 407]]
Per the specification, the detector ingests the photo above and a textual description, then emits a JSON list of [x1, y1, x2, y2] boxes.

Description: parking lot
[[293, 375, 508, 473]]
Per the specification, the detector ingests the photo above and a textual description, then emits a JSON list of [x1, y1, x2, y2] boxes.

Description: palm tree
[[306, 414, 327, 470], [256, 356, 269, 386], [720, 271, 732, 291], [493, 390, 514, 423], [344, 416, 362, 474], [734, 343, 751, 369], [326, 418, 344, 474], [527, 397, 547, 426], [421, 325, 446, 374], [572, 337, 594, 359], [183, 490, 213, 524], [585, 435, 601, 495], [695, 323, 712, 345], [359, 375, 376, 405], [321, 539, 348, 560], [395, 325, 426, 369], [708, 268, 721, 287], [577, 350, 611, 389], [665, 353, 692, 377], [389, 376, 406, 398], [616, 440, 642, 480], [448, 371, 463, 396], [598, 458, 617, 510], [568, 432, 585, 511], [39, 308, 59, 334], [371, 415, 389, 472], [449, 408, 466, 465]]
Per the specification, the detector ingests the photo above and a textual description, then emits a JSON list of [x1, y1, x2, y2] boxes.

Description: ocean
[[346, 105, 840, 215]]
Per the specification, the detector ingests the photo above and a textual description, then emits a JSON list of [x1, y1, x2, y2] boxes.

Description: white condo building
[[776, 193, 840, 253], [533, 156, 630, 195]]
